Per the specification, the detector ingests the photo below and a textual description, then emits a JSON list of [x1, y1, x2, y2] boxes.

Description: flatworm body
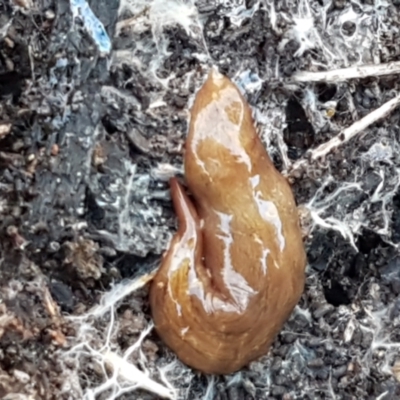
[[150, 69, 307, 375]]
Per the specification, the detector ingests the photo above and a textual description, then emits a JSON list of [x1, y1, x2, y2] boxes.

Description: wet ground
[[1, 0, 400, 399]]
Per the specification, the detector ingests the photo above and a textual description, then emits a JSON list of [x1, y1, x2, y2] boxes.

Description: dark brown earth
[[1, 0, 400, 399]]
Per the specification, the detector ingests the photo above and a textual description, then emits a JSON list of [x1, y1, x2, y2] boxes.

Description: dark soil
[[1, 0, 400, 399]]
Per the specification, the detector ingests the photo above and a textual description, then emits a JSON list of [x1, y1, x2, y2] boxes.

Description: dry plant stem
[[291, 61, 400, 83], [87, 271, 155, 318], [103, 351, 176, 399], [286, 94, 400, 176]]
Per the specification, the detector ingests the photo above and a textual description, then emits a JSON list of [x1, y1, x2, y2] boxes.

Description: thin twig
[[85, 271, 156, 318], [286, 94, 400, 175], [291, 61, 400, 83]]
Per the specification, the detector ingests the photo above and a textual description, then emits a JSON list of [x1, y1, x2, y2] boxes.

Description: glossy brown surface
[[149, 69, 307, 375]]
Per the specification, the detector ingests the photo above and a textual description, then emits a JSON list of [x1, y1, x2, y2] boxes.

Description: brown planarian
[[150, 68, 307, 375]]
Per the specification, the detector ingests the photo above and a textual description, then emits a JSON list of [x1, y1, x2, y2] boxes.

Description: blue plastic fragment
[[70, 0, 112, 54], [234, 70, 263, 94]]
